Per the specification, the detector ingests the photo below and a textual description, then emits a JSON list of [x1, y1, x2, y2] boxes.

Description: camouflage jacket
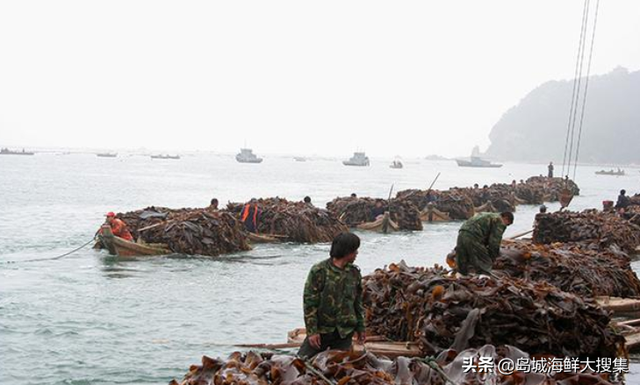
[[459, 212, 506, 259], [303, 258, 365, 338]]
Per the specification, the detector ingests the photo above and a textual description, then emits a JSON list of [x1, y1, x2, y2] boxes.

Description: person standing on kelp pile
[[454, 211, 514, 276], [240, 199, 260, 233], [369, 200, 385, 222], [298, 232, 366, 359], [303, 196, 313, 206], [548, 161, 554, 178], [615, 189, 630, 211], [209, 198, 219, 210]]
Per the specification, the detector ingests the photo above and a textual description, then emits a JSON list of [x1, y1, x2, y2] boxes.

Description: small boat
[[356, 212, 399, 233], [343, 152, 370, 166], [97, 225, 170, 257], [595, 169, 625, 176], [420, 205, 451, 222], [151, 154, 180, 160], [455, 156, 502, 168], [0, 148, 34, 156], [294, 156, 307, 162], [236, 148, 263, 163], [246, 232, 287, 244], [97, 152, 117, 158], [389, 160, 403, 169]]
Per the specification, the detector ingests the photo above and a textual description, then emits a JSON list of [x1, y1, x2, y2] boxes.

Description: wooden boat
[[246, 232, 287, 244], [595, 169, 625, 176], [356, 212, 399, 233], [420, 206, 450, 222], [286, 328, 421, 358], [97, 152, 117, 158], [474, 201, 497, 213], [97, 225, 170, 257], [151, 154, 180, 160]]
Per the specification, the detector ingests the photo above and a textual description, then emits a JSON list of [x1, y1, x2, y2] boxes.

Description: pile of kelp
[[533, 210, 640, 253], [461, 185, 516, 213], [119, 207, 251, 256], [228, 198, 348, 243], [362, 262, 624, 359], [495, 240, 640, 298], [395, 189, 476, 220], [525, 176, 581, 201], [326, 197, 423, 230], [171, 346, 623, 385]]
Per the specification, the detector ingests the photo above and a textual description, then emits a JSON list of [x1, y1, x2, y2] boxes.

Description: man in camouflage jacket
[[455, 211, 514, 275], [298, 232, 365, 358]]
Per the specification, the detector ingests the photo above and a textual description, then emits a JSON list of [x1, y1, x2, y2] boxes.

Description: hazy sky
[[1, 1, 639, 157]]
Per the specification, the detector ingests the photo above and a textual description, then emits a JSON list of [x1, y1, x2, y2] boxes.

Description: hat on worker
[[106, 212, 116, 217]]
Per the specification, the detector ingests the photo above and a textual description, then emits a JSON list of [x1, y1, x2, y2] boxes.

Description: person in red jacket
[[105, 212, 134, 241]]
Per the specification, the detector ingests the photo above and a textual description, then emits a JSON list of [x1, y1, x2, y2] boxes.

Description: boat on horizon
[[294, 156, 307, 162], [595, 169, 625, 176], [151, 154, 180, 160], [390, 159, 403, 169], [236, 148, 263, 163], [343, 152, 370, 166], [455, 156, 503, 168], [1, 148, 34, 156], [97, 152, 117, 158]]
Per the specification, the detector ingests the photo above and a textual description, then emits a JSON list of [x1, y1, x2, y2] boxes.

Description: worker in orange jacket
[[104, 212, 134, 241], [240, 199, 260, 233]]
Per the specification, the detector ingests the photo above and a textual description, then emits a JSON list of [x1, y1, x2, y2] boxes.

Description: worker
[[473, 183, 479, 190], [615, 189, 630, 210], [548, 162, 554, 178], [539, 205, 548, 214], [298, 232, 365, 359], [240, 199, 260, 233], [454, 211, 514, 276], [350, 193, 357, 198], [209, 198, 219, 210], [424, 190, 437, 204], [370, 200, 385, 221], [303, 196, 312, 205], [104, 212, 134, 241]]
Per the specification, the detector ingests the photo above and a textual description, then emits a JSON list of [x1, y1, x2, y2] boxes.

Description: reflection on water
[[1, 154, 640, 384]]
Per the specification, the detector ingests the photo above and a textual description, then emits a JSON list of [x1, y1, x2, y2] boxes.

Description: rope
[[572, 0, 601, 180], [561, 0, 590, 179], [4, 237, 96, 264]]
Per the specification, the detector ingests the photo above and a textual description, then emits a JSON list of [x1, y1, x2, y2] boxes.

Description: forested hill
[[485, 67, 640, 164]]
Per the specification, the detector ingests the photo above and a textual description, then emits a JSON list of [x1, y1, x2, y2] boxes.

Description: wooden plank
[[596, 297, 640, 313]]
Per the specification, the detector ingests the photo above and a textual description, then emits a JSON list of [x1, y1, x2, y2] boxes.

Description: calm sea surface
[[1, 153, 639, 384]]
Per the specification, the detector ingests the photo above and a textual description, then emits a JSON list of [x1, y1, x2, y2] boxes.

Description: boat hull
[[98, 225, 170, 257]]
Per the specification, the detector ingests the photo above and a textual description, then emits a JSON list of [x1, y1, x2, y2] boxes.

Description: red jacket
[[110, 218, 134, 241]]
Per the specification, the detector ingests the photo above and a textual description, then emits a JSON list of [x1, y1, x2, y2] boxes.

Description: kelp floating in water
[[171, 345, 623, 385], [363, 262, 624, 359], [228, 198, 349, 243]]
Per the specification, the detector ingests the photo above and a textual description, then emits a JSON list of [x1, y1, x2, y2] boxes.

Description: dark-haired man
[[298, 232, 365, 358], [454, 211, 514, 276]]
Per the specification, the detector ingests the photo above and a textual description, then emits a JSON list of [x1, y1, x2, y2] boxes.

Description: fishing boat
[[455, 156, 502, 168], [595, 169, 625, 176], [97, 152, 117, 158], [151, 154, 180, 160], [236, 148, 263, 163], [420, 204, 451, 222], [97, 225, 170, 257], [0, 148, 34, 155], [294, 156, 307, 162], [343, 152, 370, 166], [389, 160, 403, 169]]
